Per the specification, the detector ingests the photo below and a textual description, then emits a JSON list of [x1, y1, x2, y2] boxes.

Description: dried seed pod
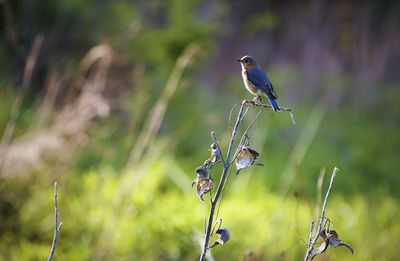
[[311, 240, 328, 260], [209, 143, 221, 164], [203, 143, 222, 167], [235, 146, 261, 174], [209, 227, 230, 249], [246, 147, 260, 160], [311, 228, 354, 260], [195, 166, 208, 179], [194, 178, 214, 202], [310, 229, 329, 260], [327, 230, 354, 254]]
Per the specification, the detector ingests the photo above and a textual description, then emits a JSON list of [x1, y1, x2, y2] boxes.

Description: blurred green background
[[0, 0, 399, 260]]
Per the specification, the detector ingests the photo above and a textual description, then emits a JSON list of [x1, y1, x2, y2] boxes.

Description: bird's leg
[[252, 95, 262, 104]]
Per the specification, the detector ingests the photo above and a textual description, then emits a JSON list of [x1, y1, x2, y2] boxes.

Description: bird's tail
[[266, 95, 280, 112]]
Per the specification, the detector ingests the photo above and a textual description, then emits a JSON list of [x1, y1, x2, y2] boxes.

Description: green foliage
[[1, 1, 399, 260], [1, 162, 399, 260]]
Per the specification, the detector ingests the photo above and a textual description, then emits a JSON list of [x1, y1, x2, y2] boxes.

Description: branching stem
[[199, 100, 247, 261], [303, 167, 339, 261], [199, 100, 294, 260]]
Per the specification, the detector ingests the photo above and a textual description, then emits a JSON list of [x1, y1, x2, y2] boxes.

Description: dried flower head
[[196, 165, 208, 177], [327, 229, 354, 254], [203, 143, 222, 167], [193, 178, 214, 202], [235, 146, 261, 174], [311, 228, 353, 260], [209, 227, 231, 249]]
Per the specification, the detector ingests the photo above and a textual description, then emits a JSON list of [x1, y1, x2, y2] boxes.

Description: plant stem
[[199, 100, 247, 261], [304, 167, 339, 261], [48, 181, 63, 261]]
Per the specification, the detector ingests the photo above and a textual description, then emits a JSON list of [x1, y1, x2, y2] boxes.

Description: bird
[[237, 55, 280, 111]]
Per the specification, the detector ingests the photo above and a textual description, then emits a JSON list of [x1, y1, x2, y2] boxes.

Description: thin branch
[[231, 107, 264, 165], [242, 107, 264, 136], [243, 100, 296, 124], [243, 100, 291, 112], [307, 221, 315, 249], [199, 100, 247, 261], [227, 102, 242, 133], [304, 167, 339, 261], [47, 181, 63, 261], [316, 167, 326, 217]]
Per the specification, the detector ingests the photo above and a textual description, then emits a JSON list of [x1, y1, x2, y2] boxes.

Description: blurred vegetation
[[0, 0, 400, 260]]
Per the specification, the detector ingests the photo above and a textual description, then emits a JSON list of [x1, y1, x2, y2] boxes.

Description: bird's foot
[[252, 96, 262, 104]]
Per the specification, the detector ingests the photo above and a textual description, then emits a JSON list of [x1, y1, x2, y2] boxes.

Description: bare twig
[[307, 221, 315, 249], [231, 107, 264, 164], [228, 102, 241, 131], [228, 99, 295, 133], [242, 107, 264, 136], [243, 100, 296, 124], [243, 100, 292, 112], [316, 167, 326, 217], [304, 167, 339, 261], [47, 181, 63, 261], [199, 100, 247, 261]]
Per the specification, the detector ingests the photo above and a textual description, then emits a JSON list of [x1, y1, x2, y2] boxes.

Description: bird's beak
[[236, 59, 243, 63]]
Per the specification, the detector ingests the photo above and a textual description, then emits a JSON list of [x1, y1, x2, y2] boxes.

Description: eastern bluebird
[[237, 55, 280, 111]]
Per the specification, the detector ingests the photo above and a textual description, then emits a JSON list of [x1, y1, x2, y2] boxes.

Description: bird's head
[[237, 55, 257, 69]]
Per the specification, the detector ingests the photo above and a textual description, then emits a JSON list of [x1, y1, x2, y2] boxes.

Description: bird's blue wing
[[246, 67, 268, 93], [247, 66, 277, 99]]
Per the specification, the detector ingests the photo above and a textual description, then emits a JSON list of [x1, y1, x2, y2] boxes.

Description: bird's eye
[[244, 59, 248, 63]]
